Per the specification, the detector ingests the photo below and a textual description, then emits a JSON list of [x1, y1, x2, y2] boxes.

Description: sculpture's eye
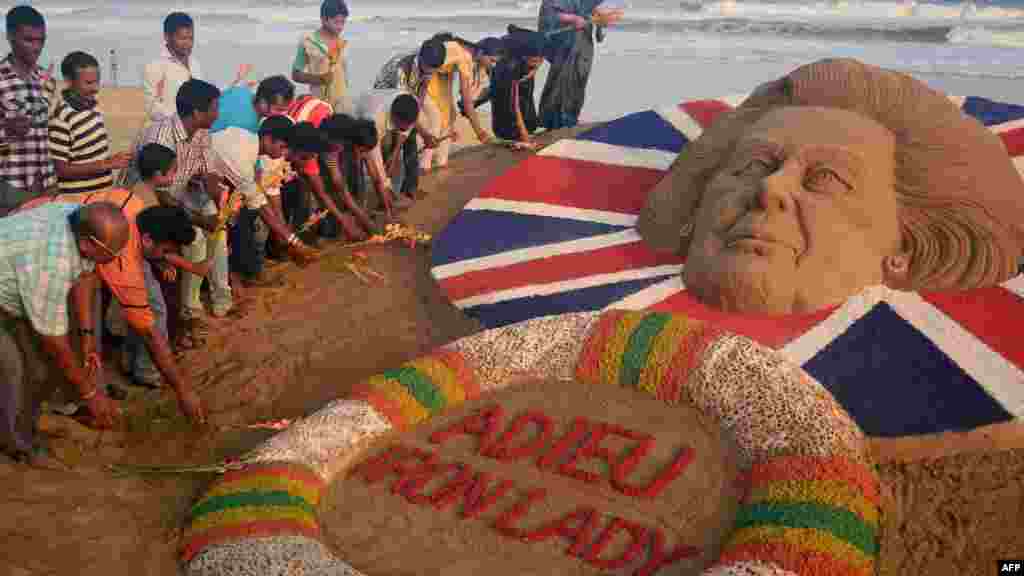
[[804, 167, 850, 193]]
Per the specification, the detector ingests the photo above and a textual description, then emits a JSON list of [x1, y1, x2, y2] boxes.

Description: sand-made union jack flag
[[430, 94, 1024, 439]]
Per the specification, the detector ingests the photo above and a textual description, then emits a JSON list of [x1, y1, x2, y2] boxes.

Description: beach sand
[[0, 90, 1021, 576]]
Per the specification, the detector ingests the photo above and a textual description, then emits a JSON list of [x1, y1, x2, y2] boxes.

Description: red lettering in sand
[[355, 444, 438, 486], [355, 405, 704, 572], [535, 417, 590, 471], [397, 462, 460, 505], [522, 506, 601, 557], [492, 488, 548, 539], [634, 527, 701, 576], [429, 404, 504, 451], [557, 422, 652, 485], [422, 462, 516, 519], [581, 517, 648, 570], [481, 410, 555, 461], [613, 446, 696, 500]]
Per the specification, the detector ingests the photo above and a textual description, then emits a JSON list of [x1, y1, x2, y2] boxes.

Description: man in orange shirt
[[105, 205, 205, 423], [13, 145, 208, 424]]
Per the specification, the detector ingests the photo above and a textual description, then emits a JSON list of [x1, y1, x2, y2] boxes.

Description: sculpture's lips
[[724, 228, 800, 257]]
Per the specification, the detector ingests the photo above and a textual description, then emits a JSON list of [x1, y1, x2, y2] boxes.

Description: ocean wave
[[31, 0, 1024, 48]]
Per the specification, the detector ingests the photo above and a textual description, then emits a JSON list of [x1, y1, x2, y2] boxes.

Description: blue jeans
[[124, 260, 167, 383]]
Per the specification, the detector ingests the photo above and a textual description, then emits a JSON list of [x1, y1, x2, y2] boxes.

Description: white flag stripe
[[887, 291, 1024, 418], [720, 93, 750, 108], [538, 139, 676, 171], [432, 230, 643, 279], [604, 275, 686, 311], [991, 117, 1024, 134], [780, 286, 886, 366], [1001, 273, 1024, 300], [464, 198, 638, 227], [457, 265, 683, 309], [655, 105, 703, 141]]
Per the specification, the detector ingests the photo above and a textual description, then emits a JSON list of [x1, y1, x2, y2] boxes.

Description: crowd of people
[[0, 0, 615, 469]]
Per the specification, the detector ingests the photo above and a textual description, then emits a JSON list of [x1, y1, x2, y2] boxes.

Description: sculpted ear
[[881, 250, 912, 289], [637, 107, 769, 255]]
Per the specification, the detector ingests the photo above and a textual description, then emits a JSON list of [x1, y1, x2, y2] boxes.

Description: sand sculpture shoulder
[[638, 58, 1024, 314]]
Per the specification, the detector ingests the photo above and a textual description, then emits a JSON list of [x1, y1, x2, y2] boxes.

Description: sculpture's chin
[[689, 278, 862, 316], [685, 266, 800, 315], [694, 289, 799, 315]]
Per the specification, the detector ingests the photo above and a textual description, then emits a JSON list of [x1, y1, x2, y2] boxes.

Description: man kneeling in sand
[[352, 91, 422, 217], [318, 114, 381, 239], [211, 117, 320, 295], [637, 58, 1024, 315]]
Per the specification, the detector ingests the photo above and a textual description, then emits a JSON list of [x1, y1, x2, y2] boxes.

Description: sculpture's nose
[[756, 172, 793, 214]]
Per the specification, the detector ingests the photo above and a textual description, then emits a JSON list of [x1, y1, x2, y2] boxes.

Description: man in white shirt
[[352, 89, 421, 214], [211, 119, 319, 294], [142, 12, 202, 123]]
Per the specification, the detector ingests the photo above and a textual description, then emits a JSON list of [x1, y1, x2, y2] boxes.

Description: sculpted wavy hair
[[639, 58, 1024, 292]]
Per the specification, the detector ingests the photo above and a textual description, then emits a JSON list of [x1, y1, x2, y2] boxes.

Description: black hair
[[176, 78, 220, 118], [321, 0, 349, 19], [476, 37, 505, 58], [137, 143, 177, 180], [390, 94, 420, 126], [290, 121, 329, 154], [351, 119, 378, 148], [136, 205, 197, 247], [321, 114, 378, 148], [259, 115, 295, 143], [5, 5, 44, 35], [505, 25, 547, 60], [163, 12, 194, 36], [60, 51, 99, 81], [255, 75, 295, 105], [417, 39, 447, 69], [429, 32, 479, 51], [420, 32, 497, 69]]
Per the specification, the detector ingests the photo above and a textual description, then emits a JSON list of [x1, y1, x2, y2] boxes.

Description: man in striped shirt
[[49, 51, 132, 195], [0, 6, 56, 210], [119, 79, 231, 340], [284, 94, 365, 242]]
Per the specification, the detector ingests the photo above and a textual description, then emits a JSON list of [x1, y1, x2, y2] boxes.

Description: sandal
[[180, 318, 209, 348]]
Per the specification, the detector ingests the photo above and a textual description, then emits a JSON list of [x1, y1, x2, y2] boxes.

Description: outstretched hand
[[511, 140, 538, 151], [84, 393, 121, 430], [176, 388, 207, 426]]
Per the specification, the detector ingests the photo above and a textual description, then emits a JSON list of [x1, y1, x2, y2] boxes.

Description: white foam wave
[[655, 0, 1024, 26], [25, 0, 1024, 49], [948, 23, 1024, 47]]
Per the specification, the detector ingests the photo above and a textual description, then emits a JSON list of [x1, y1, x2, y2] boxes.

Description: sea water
[[7, 0, 1024, 120]]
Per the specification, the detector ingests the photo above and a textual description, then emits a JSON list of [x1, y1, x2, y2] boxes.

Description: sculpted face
[[682, 106, 903, 314]]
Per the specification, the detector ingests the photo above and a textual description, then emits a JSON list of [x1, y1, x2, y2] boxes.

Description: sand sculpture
[[180, 58, 1024, 575], [638, 58, 1024, 314], [181, 310, 880, 576]]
